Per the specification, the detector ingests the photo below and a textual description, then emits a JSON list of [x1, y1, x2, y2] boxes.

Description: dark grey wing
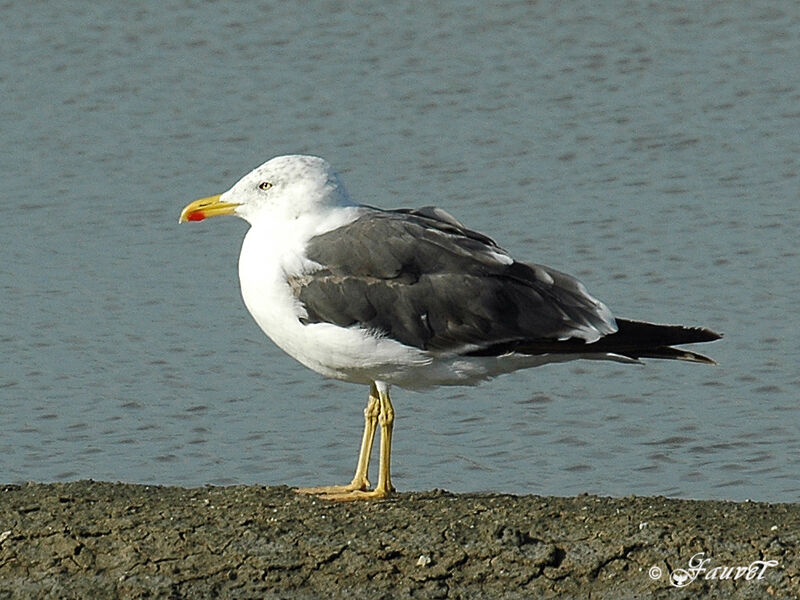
[[388, 205, 500, 247], [289, 208, 617, 354]]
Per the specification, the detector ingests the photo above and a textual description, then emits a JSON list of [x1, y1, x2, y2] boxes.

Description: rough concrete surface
[[0, 481, 797, 599]]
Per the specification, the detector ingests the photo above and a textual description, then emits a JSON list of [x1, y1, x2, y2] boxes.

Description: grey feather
[[289, 207, 616, 354]]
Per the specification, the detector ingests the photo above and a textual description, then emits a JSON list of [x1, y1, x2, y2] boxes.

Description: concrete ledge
[[1, 481, 797, 599]]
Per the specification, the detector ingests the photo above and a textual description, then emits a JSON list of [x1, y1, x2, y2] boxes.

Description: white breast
[[237, 213, 430, 385]]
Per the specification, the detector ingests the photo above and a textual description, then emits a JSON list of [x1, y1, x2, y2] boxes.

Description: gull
[[179, 155, 721, 501]]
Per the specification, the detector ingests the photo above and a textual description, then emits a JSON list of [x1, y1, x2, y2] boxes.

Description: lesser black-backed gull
[[179, 155, 721, 501]]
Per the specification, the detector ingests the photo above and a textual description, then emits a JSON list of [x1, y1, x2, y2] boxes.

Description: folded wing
[[289, 207, 618, 355]]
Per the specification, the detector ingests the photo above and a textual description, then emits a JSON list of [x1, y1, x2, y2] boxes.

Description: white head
[[180, 155, 355, 225]]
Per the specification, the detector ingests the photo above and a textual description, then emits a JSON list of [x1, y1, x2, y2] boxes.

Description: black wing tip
[[615, 319, 723, 343], [693, 353, 718, 365], [636, 346, 719, 365], [465, 321, 723, 363], [600, 321, 723, 365], [690, 326, 723, 342]]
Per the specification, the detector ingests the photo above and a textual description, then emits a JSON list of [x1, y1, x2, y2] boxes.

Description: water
[[1, 2, 798, 502]]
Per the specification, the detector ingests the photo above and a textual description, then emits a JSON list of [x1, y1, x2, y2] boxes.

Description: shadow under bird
[[180, 155, 721, 501]]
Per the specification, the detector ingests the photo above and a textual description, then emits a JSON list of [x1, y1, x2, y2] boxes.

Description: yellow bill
[[179, 194, 239, 223]]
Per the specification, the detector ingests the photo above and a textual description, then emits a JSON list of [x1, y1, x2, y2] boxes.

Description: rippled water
[[2, 2, 798, 501]]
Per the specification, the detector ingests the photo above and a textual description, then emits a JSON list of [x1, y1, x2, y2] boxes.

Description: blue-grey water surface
[[2, 2, 798, 502]]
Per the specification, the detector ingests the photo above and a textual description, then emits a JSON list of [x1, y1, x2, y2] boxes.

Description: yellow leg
[[295, 383, 380, 496], [350, 383, 380, 489], [373, 383, 395, 495], [319, 381, 395, 501]]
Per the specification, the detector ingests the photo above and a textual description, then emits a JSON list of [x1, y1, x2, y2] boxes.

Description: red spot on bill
[[187, 211, 206, 222]]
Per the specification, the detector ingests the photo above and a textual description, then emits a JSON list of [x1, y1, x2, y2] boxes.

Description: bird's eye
[[258, 181, 273, 191]]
